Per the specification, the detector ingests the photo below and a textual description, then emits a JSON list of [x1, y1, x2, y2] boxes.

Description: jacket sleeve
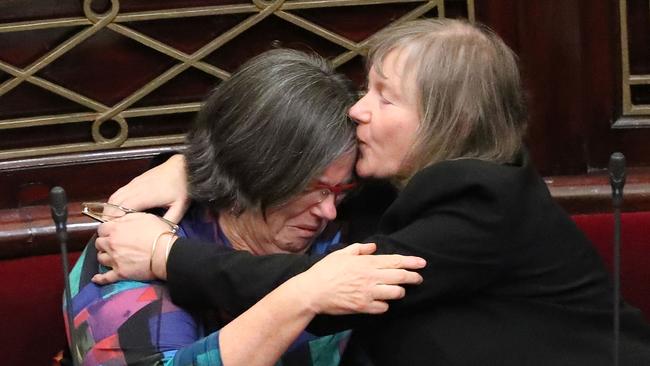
[[167, 237, 318, 316]]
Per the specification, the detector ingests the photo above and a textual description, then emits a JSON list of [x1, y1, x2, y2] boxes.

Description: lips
[[295, 225, 319, 232]]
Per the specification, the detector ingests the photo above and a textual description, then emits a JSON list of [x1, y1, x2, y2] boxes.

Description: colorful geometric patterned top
[[65, 206, 350, 365]]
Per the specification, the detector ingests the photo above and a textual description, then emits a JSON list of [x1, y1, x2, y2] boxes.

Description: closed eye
[[379, 94, 393, 105]]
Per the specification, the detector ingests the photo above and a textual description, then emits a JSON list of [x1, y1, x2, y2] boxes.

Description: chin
[[355, 160, 374, 178], [357, 158, 397, 179], [276, 239, 312, 254]]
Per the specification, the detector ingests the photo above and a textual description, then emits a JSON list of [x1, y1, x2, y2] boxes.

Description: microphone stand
[[608, 152, 625, 366], [50, 187, 78, 366]]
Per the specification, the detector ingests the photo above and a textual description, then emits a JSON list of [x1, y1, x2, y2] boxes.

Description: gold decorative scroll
[[0, 0, 473, 159]]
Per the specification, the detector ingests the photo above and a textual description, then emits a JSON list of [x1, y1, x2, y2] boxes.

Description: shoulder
[[381, 152, 536, 231], [412, 156, 527, 195], [403, 156, 528, 208]]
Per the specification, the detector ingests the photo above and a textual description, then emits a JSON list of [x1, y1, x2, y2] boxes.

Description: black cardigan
[[166, 153, 650, 365]]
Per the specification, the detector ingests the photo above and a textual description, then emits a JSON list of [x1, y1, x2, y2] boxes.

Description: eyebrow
[[316, 175, 354, 186], [313, 181, 357, 191], [318, 166, 357, 185]]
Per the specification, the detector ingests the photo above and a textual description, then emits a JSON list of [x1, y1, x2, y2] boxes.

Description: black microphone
[[608, 152, 625, 366], [50, 186, 68, 243], [609, 152, 626, 209], [49, 186, 78, 366]]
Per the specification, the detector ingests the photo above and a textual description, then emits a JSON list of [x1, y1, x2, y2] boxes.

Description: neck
[[218, 209, 276, 255]]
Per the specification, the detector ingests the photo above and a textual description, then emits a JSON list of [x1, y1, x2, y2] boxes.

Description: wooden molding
[[0, 203, 97, 259], [2, 169, 650, 260], [546, 169, 650, 214]]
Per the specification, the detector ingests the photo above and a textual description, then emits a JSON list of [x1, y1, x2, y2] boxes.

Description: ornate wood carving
[[0, 0, 471, 160]]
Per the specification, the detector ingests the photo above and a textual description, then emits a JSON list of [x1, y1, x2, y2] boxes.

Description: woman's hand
[[108, 154, 190, 223], [92, 213, 175, 284], [292, 243, 426, 315]]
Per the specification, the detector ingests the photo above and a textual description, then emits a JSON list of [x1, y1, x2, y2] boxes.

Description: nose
[[310, 193, 337, 221], [349, 94, 370, 125]]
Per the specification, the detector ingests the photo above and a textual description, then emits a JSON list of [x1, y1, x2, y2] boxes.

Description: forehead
[[315, 151, 356, 184], [370, 48, 416, 97]]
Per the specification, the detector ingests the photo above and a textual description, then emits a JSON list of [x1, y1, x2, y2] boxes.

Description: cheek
[[273, 226, 292, 242], [279, 210, 311, 230], [372, 111, 413, 146], [369, 119, 390, 143], [263, 211, 292, 239], [398, 128, 418, 150], [375, 123, 408, 157], [267, 201, 307, 224], [395, 113, 420, 150]]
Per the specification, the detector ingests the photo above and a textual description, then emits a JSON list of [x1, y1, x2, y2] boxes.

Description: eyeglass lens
[[302, 183, 356, 207], [82, 202, 129, 222]]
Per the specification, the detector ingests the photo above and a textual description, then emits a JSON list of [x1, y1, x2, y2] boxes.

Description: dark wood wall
[[1, 0, 649, 259], [475, 0, 650, 213], [476, 0, 650, 175]]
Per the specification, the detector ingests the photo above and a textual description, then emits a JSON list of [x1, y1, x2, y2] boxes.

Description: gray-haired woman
[[69, 49, 425, 366], [96, 18, 650, 365]]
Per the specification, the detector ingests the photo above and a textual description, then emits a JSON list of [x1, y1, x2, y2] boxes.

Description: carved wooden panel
[[0, 0, 472, 160], [0, 0, 473, 259]]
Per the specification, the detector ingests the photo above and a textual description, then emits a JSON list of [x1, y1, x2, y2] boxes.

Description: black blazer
[[166, 152, 650, 365]]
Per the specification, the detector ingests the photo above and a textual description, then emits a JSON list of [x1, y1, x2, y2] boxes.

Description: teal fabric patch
[[68, 245, 88, 298], [310, 330, 352, 366]]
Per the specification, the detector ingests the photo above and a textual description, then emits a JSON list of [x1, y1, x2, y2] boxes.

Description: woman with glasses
[[66, 49, 425, 366], [95, 19, 650, 365]]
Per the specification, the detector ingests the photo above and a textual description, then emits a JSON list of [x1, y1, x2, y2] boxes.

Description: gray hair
[[184, 49, 356, 212], [368, 18, 528, 181]]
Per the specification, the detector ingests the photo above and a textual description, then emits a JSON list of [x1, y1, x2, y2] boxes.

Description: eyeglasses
[[300, 182, 358, 207], [81, 202, 179, 234]]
